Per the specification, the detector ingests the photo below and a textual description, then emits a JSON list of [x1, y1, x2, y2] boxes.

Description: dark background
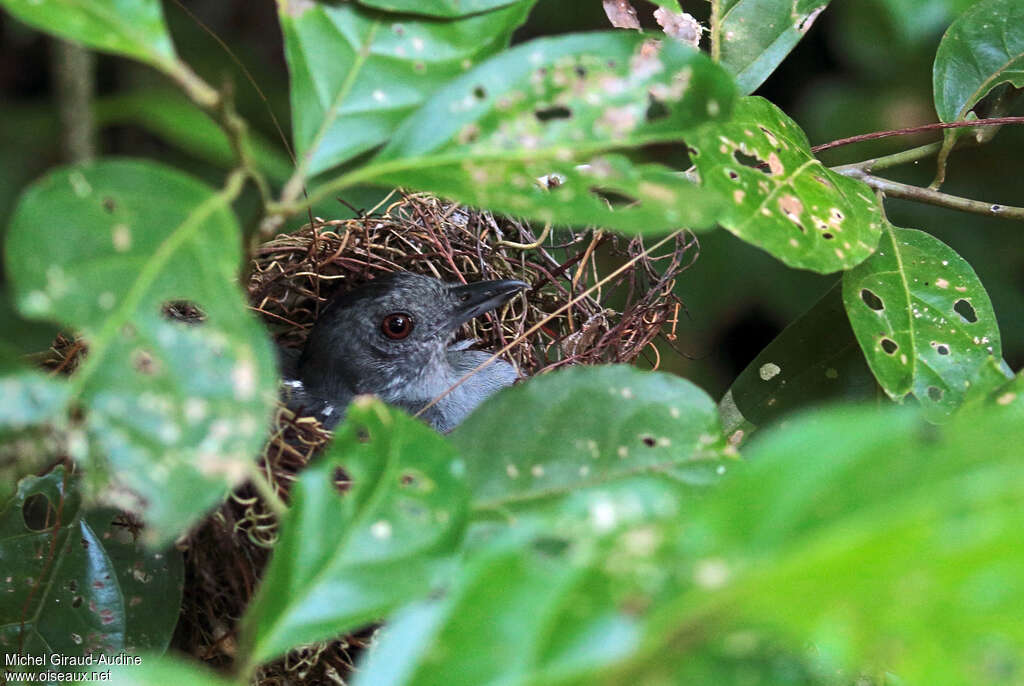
[[1, 0, 1020, 398]]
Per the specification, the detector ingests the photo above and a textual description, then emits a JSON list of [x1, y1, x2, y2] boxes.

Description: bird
[[280, 272, 528, 433]]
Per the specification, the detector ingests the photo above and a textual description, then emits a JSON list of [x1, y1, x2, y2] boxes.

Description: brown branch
[[841, 169, 1024, 221], [812, 117, 1024, 153]]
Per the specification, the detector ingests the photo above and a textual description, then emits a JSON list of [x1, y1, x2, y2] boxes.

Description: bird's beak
[[449, 279, 529, 328]]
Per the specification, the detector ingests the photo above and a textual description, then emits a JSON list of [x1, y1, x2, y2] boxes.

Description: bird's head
[[298, 272, 527, 396]]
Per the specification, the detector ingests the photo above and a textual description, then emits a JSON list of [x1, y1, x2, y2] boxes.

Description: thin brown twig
[[812, 116, 1024, 153]]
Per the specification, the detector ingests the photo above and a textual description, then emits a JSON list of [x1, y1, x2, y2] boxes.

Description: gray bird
[[282, 272, 528, 433]]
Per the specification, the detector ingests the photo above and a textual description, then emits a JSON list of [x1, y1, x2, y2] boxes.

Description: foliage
[[0, 0, 1021, 684]]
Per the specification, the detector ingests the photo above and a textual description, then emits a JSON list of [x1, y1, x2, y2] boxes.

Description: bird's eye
[[381, 313, 414, 340]]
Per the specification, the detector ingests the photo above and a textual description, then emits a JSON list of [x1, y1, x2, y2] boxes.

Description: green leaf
[[842, 224, 1001, 420], [720, 283, 878, 438], [0, 468, 125, 665], [84, 509, 184, 653], [281, 0, 533, 177], [664, 404, 1024, 685], [933, 0, 1024, 123], [93, 90, 293, 183], [0, 0, 178, 75], [716, 0, 832, 94], [687, 97, 884, 273], [451, 365, 731, 513], [362, 32, 737, 233], [353, 541, 642, 686], [5, 160, 277, 545], [105, 655, 237, 686], [355, 0, 523, 18], [240, 399, 469, 667]]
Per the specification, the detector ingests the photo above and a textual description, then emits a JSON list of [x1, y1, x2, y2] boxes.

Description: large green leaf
[[933, 0, 1024, 123], [355, 0, 523, 18], [240, 399, 469, 667], [716, 0, 832, 94], [93, 91, 293, 183], [0, 0, 179, 78], [451, 365, 731, 513], [659, 403, 1024, 685], [358, 32, 736, 233], [0, 469, 125, 669], [353, 541, 641, 686], [720, 283, 878, 438], [842, 224, 1001, 420], [5, 160, 277, 545], [281, 0, 533, 178], [687, 97, 883, 273]]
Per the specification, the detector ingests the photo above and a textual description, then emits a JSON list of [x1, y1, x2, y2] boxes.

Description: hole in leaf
[[931, 342, 950, 355], [22, 493, 55, 532], [472, 85, 487, 100], [574, 65, 587, 78], [535, 105, 572, 122], [400, 471, 417, 487], [641, 435, 656, 447], [72, 595, 83, 608], [356, 426, 370, 443], [927, 386, 944, 402], [645, 97, 669, 122], [590, 187, 638, 208], [332, 466, 351, 494], [822, 232, 834, 240], [880, 338, 898, 355], [532, 536, 570, 558], [732, 149, 765, 171], [67, 580, 78, 593], [163, 301, 206, 324], [860, 289, 884, 311], [954, 298, 977, 323], [102, 197, 117, 213], [727, 169, 739, 180]]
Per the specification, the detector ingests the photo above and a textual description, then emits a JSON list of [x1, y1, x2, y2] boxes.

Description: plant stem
[[840, 169, 1024, 221], [51, 39, 96, 163], [166, 60, 220, 110], [831, 142, 942, 174], [811, 116, 1024, 154], [710, 0, 722, 61]]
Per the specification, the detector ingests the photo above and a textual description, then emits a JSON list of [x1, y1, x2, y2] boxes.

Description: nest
[[45, 192, 698, 683]]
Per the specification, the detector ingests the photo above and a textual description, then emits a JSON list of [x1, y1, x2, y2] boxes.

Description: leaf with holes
[[355, 0, 523, 17], [716, 0, 831, 94], [663, 404, 1024, 685], [5, 160, 277, 545], [0, 468, 125, 668], [84, 509, 184, 653], [688, 97, 883, 273], [720, 282, 878, 440], [240, 399, 469, 666], [933, 0, 1024, 124], [450, 365, 731, 514], [363, 32, 736, 233], [841, 224, 1001, 420], [0, 0, 183, 82], [281, 0, 533, 179]]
